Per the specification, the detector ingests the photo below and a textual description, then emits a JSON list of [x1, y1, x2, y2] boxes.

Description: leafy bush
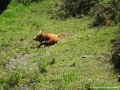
[[50, 0, 120, 26], [111, 26, 120, 72], [50, 0, 99, 19], [92, 0, 120, 26]]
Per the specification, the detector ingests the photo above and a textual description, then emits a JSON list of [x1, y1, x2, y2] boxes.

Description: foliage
[[50, 0, 120, 26], [92, 0, 120, 26], [111, 26, 120, 72], [49, 0, 99, 19]]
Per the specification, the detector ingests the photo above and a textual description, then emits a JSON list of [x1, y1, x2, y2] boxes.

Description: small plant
[[5, 71, 20, 89], [84, 83, 91, 90], [37, 61, 48, 73], [70, 62, 76, 67], [49, 58, 55, 65], [40, 65, 47, 73]]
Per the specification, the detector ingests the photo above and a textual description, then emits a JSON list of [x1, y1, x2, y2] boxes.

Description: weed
[[37, 60, 48, 74], [49, 58, 56, 65]]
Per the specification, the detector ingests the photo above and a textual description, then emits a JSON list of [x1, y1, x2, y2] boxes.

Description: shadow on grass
[[0, 0, 11, 15]]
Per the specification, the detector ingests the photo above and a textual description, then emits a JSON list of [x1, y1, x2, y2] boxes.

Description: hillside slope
[[0, 0, 119, 89]]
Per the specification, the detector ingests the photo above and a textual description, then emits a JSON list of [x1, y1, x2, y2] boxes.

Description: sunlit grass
[[0, 0, 120, 89]]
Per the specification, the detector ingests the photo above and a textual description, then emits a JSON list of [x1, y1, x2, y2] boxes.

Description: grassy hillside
[[0, 0, 120, 89]]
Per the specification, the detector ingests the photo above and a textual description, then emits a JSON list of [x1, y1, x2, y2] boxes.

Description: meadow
[[0, 0, 120, 89]]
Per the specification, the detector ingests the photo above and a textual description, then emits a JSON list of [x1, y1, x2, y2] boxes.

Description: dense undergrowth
[[49, 0, 99, 19], [92, 0, 120, 26], [49, 0, 120, 26], [0, 0, 120, 89], [111, 26, 120, 73]]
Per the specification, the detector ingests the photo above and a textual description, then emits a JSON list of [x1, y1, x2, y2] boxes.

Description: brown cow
[[33, 31, 58, 47]]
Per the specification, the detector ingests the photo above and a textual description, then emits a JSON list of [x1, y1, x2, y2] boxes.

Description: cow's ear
[[39, 30, 42, 34]]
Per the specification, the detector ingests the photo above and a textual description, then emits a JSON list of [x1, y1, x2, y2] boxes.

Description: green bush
[[92, 0, 120, 26], [50, 0, 120, 26], [50, 0, 99, 19], [111, 26, 120, 72]]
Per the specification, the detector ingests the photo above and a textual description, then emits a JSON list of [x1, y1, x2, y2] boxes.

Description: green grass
[[0, 0, 120, 90]]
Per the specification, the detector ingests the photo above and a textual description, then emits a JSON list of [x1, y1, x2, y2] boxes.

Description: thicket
[[92, 0, 120, 26], [111, 26, 120, 73], [50, 0, 120, 26], [49, 0, 99, 19]]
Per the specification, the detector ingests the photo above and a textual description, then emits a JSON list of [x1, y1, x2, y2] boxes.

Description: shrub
[[50, 0, 120, 26], [92, 0, 120, 26], [111, 26, 120, 72], [50, 0, 99, 19]]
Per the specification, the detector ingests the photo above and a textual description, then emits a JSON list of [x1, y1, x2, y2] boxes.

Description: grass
[[0, 0, 120, 89]]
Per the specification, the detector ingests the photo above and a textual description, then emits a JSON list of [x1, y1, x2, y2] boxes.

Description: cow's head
[[33, 31, 43, 42]]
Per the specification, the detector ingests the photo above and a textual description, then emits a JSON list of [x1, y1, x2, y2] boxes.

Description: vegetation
[[92, 0, 120, 26], [49, 0, 99, 19], [0, 0, 120, 89], [111, 26, 120, 73], [50, 0, 120, 26]]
